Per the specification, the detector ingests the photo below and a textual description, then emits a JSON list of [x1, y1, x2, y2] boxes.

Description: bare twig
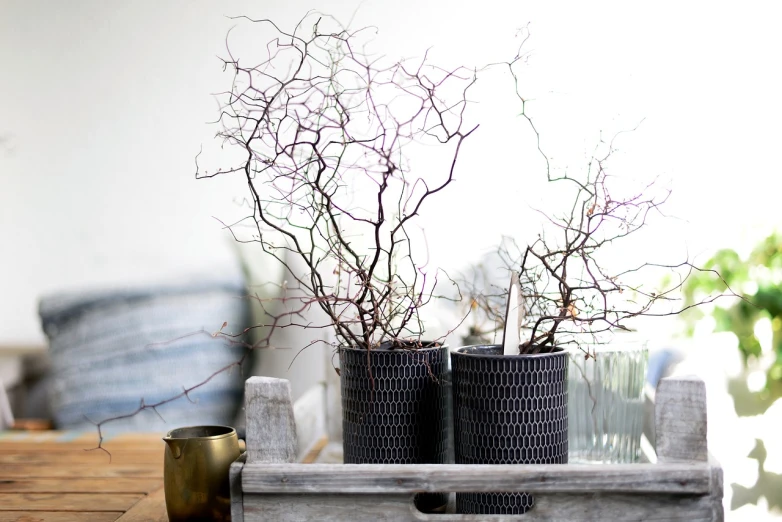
[[197, 13, 478, 351]]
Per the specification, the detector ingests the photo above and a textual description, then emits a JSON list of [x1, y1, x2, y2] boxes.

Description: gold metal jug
[[163, 425, 241, 522]]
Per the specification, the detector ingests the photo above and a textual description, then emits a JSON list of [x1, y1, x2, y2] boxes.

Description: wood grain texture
[[244, 377, 297, 464], [0, 464, 161, 479], [0, 478, 160, 494], [244, 493, 412, 522], [0, 445, 163, 455], [114, 486, 167, 522], [0, 512, 121, 522], [235, 375, 723, 521], [230, 453, 246, 522], [513, 493, 715, 521], [0, 452, 163, 466], [244, 492, 718, 521], [0, 444, 165, 456], [0, 493, 142, 511], [0, 432, 167, 520], [655, 375, 708, 463], [241, 462, 711, 494]]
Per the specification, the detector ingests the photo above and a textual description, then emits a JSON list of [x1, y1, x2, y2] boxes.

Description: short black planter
[[339, 343, 449, 511], [451, 345, 569, 514]]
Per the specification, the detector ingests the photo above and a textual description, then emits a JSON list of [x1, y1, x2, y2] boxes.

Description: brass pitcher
[[163, 425, 241, 522]]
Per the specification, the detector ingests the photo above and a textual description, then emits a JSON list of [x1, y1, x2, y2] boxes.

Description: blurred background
[[1, 0, 780, 518]]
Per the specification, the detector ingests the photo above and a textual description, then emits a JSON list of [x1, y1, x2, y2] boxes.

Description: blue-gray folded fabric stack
[[39, 277, 251, 434]]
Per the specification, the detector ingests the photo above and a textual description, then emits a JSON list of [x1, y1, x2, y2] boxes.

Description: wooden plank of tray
[[238, 375, 723, 521], [242, 461, 711, 495], [231, 453, 247, 522], [243, 492, 718, 521]]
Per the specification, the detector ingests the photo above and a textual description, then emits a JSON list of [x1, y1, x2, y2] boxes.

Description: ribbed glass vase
[[567, 343, 648, 463]]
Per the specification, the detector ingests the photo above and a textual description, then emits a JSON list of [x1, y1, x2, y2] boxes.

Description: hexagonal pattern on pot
[[451, 345, 568, 514], [339, 345, 448, 465]]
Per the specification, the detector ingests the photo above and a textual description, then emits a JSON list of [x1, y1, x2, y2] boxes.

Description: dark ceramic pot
[[451, 344, 569, 514], [339, 342, 449, 511]]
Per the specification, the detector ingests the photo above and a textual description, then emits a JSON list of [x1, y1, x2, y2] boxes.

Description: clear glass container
[[567, 342, 648, 463]]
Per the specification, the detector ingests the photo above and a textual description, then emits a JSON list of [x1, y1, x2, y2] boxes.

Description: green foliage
[[684, 232, 782, 415]]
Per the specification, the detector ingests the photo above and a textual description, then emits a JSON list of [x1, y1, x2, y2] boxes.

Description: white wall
[[2, 0, 781, 347]]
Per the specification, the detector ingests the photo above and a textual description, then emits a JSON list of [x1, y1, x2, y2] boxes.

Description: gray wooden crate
[[231, 374, 723, 521]]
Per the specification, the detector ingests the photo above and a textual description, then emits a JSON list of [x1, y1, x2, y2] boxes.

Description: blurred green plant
[[683, 232, 782, 415]]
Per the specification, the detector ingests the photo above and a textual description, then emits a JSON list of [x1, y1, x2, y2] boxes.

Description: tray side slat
[[241, 462, 711, 494], [230, 453, 247, 522], [238, 375, 724, 521], [244, 492, 716, 521]]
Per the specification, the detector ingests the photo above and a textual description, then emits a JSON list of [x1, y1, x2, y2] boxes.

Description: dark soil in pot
[[339, 342, 449, 511], [451, 344, 568, 514]]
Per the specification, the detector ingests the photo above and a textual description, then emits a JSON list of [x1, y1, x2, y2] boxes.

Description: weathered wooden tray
[[231, 374, 723, 521]]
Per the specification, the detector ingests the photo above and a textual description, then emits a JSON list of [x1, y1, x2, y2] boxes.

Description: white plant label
[[502, 270, 523, 356]]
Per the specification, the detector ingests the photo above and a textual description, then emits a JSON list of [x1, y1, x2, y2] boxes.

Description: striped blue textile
[[39, 280, 251, 433]]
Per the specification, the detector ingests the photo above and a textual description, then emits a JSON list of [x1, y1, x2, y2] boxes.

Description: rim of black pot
[[454, 344, 565, 359], [339, 340, 447, 352]]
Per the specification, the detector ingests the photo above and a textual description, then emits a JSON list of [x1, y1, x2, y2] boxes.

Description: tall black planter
[[451, 345, 568, 514], [339, 344, 449, 510]]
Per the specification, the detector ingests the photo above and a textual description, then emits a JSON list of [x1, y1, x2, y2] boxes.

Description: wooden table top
[[0, 430, 168, 522]]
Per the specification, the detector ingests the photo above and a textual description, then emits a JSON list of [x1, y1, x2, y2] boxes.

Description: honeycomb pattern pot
[[339, 344, 449, 511], [451, 345, 568, 514]]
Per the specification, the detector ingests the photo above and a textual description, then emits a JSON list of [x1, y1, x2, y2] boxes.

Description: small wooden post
[[244, 376, 298, 464], [654, 375, 708, 463], [229, 452, 246, 522]]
